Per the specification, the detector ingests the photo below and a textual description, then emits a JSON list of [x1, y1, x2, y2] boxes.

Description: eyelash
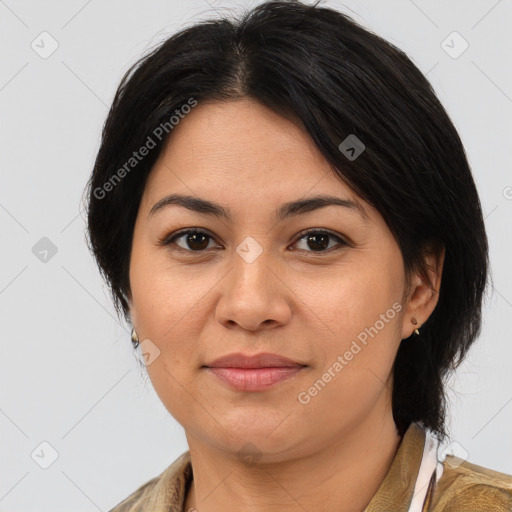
[[158, 228, 348, 255]]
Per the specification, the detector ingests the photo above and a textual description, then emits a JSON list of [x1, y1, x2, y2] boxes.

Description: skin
[[128, 98, 445, 512]]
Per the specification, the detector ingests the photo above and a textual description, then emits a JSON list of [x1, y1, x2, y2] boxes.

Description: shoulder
[[431, 454, 512, 512], [106, 475, 160, 512], [107, 451, 192, 512]]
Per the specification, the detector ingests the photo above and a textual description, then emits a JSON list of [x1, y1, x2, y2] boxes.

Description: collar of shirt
[[363, 422, 437, 512]]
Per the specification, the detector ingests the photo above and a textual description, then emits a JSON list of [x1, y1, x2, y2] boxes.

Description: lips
[[203, 352, 307, 392], [204, 352, 305, 369]]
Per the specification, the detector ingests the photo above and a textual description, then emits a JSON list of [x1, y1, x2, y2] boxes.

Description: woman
[[84, 1, 512, 511]]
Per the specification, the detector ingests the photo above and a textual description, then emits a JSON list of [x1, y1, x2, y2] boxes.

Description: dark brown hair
[[84, 0, 490, 443]]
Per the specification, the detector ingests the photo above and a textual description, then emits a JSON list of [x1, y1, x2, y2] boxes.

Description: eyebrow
[[148, 193, 369, 222]]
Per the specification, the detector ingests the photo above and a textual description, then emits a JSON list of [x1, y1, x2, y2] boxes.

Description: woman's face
[[128, 98, 440, 460]]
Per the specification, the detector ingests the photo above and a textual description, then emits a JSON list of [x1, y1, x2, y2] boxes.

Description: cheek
[[293, 258, 402, 378], [130, 245, 207, 336], [292, 277, 401, 435], [294, 262, 396, 336], [129, 252, 201, 390]]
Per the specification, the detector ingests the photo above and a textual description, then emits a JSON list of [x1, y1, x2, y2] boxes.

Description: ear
[[400, 244, 445, 340]]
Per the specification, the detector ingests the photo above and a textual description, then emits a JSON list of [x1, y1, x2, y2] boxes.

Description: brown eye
[[163, 229, 217, 252], [292, 230, 347, 253]]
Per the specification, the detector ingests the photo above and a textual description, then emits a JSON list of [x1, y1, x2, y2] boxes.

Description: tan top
[[107, 422, 512, 512]]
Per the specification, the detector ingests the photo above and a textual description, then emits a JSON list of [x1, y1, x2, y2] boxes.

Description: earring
[[131, 328, 139, 348], [411, 317, 420, 336]]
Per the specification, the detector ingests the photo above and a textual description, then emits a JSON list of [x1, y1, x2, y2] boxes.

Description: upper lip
[[204, 352, 306, 369]]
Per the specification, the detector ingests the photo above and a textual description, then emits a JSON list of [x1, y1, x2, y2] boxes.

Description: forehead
[[141, 98, 369, 220]]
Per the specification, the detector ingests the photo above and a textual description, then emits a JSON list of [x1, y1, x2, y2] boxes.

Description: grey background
[[1, 0, 511, 510]]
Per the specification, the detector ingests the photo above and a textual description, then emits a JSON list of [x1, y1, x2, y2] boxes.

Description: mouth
[[203, 366, 306, 391], [202, 352, 307, 392]]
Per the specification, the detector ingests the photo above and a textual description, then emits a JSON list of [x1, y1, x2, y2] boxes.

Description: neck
[[184, 396, 402, 512]]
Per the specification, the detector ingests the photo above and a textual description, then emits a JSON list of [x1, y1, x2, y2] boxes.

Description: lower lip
[[205, 366, 305, 391]]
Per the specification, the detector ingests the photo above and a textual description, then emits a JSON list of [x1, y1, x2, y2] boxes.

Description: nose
[[215, 245, 292, 332]]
